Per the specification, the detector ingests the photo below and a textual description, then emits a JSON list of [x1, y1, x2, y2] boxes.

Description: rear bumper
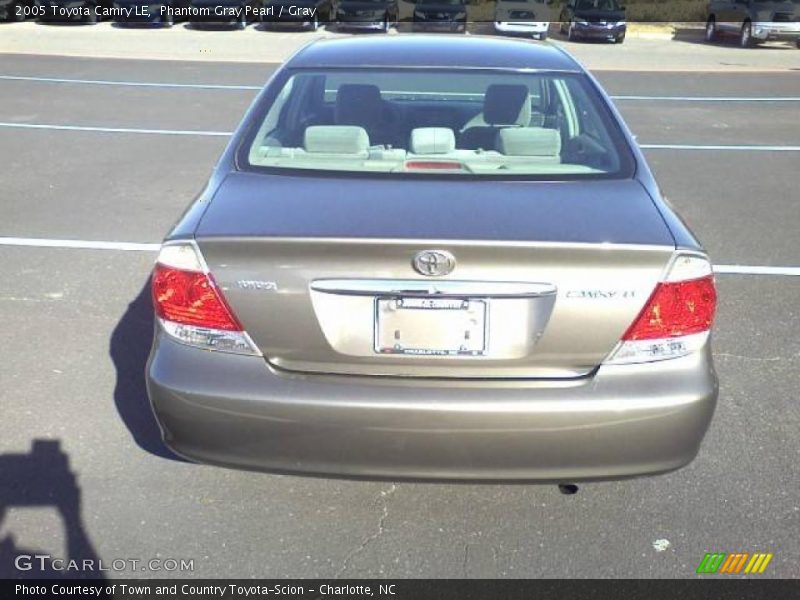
[[335, 17, 386, 29], [147, 333, 718, 481], [494, 21, 548, 34], [573, 22, 625, 39], [412, 19, 466, 32]]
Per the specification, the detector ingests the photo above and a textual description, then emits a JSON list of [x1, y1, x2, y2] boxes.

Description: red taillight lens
[[622, 275, 717, 341], [152, 264, 241, 331]]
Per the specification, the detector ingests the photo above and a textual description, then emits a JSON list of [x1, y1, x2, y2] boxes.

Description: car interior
[[248, 72, 622, 175]]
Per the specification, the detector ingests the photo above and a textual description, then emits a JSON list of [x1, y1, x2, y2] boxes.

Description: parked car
[[706, 0, 800, 48], [147, 36, 719, 481], [188, 0, 260, 28], [411, 0, 467, 32], [34, 0, 113, 22], [334, 0, 397, 31], [112, 0, 190, 26], [559, 0, 626, 43], [263, 0, 332, 30], [494, 0, 551, 39]]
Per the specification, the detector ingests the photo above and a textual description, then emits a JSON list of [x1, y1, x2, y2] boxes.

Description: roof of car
[[287, 36, 583, 72]]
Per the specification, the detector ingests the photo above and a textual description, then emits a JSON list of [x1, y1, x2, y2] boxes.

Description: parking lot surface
[[0, 46, 798, 578]]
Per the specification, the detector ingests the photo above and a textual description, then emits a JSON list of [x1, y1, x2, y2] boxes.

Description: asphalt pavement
[[0, 49, 798, 579]]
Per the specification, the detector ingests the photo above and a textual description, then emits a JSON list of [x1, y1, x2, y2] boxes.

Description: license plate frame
[[373, 296, 489, 357]]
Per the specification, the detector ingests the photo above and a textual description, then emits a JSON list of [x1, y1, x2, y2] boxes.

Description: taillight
[[605, 254, 717, 365], [151, 242, 259, 355], [152, 265, 241, 331], [622, 275, 716, 341]]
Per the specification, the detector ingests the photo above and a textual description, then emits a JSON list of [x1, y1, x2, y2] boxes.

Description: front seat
[[335, 84, 396, 147], [459, 84, 531, 150]]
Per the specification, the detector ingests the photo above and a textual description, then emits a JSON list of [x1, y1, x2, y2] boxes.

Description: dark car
[[146, 36, 718, 481], [263, 0, 332, 30], [559, 0, 626, 43], [706, 0, 800, 48], [412, 0, 467, 32], [334, 0, 397, 31], [35, 0, 113, 22], [187, 0, 262, 27], [112, 0, 190, 26]]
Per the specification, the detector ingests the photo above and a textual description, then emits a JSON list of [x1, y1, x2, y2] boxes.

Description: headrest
[[409, 128, 456, 154], [496, 128, 562, 157], [483, 84, 531, 126], [335, 84, 384, 127], [304, 126, 370, 154]]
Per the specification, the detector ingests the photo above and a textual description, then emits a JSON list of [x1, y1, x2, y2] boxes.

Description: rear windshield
[[242, 69, 634, 179]]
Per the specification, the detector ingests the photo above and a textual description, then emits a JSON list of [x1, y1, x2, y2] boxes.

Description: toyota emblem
[[412, 250, 456, 277]]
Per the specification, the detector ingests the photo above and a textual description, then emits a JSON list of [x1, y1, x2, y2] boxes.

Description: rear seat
[[250, 126, 562, 172], [407, 127, 479, 161], [495, 128, 562, 163]]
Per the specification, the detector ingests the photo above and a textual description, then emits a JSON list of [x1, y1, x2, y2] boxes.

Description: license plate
[[374, 297, 488, 356]]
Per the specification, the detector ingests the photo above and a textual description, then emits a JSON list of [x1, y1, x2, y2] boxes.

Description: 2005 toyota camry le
[[146, 36, 718, 482]]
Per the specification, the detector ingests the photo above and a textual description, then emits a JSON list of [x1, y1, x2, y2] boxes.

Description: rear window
[[241, 69, 634, 179]]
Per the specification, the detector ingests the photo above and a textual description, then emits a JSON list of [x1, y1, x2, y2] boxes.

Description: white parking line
[[0, 122, 231, 137], [713, 265, 800, 276], [3, 75, 800, 103], [639, 144, 800, 152], [0, 75, 262, 91], [0, 237, 798, 276], [613, 96, 800, 102], [2, 122, 800, 152], [0, 237, 160, 252]]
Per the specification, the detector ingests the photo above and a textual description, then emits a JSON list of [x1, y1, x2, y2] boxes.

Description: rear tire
[[705, 16, 718, 43], [740, 20, 754, 47], [567, 20, 577, 41]]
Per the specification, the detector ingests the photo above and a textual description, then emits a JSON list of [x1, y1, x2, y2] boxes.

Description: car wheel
[[567, 20, 577, 41], [236, 11, 246, 29], [705, 16, 718, 42], [538, 31, 548, 41], [740, 20, 754, 47], [86, 5, 99, 23], [795, 38, 800, 49], [614, 32, 625, 43], [163, 10, 174, 27]]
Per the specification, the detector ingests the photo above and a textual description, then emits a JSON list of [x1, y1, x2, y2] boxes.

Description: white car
[[494, 0, 551, 39]]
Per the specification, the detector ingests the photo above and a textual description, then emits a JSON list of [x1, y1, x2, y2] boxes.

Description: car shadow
[[110, 281, 184, 462], [0, 440, 108, 583], [671, 25, 796, 49]]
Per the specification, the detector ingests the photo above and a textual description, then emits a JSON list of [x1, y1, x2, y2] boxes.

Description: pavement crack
[[335, 484, 397, 578], [462, 543, 470, 577], [715, 352, 796, 362]]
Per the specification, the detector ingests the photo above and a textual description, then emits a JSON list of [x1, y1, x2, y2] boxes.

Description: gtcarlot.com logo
[[696, 552, 773, 574], [14, 554, 194, 573]]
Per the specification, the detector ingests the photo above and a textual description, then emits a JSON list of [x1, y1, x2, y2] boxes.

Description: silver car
[[147, 36, 718, 481]]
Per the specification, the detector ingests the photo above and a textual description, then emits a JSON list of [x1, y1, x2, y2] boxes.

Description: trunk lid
[[195, 172, 675, 378]]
